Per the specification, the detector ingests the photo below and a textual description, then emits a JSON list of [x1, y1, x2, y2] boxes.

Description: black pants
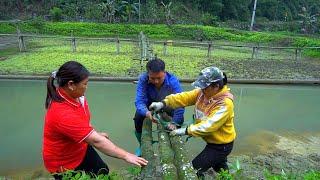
[[53, 145, 109, 179], [192, 141, 233, 177]]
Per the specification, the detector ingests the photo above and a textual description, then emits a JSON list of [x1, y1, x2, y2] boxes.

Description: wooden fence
[[1, 33, 319, 62], [153, 40, 320, 61]]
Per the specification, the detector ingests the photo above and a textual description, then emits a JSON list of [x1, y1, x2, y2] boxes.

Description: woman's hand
[[124, 153, 148, 167]]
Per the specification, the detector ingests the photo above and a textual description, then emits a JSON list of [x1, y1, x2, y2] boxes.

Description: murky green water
[[0, 80, 319, 175]]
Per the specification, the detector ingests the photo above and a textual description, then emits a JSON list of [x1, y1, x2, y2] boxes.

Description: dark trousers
[[133, 111, 146, 133], [53, 145, 109, 179], [192, 141, 233, 177]]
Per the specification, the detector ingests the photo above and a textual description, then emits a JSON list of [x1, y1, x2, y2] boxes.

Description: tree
[[100, 0, 117, 23], [161, 1, 173, 25], [117, 0, 139, 22], [298, 6, 319, 34], [50, 7, 63, 21]]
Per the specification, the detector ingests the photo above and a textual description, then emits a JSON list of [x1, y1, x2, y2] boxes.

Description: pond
[[0, 79, 319, 175]]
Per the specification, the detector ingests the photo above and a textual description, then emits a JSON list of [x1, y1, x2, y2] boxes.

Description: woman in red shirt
[[43, 61, 148, 179]]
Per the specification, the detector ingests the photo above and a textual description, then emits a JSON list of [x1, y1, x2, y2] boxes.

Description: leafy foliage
[[1, 0, 320, 34], [49, 7, 63, 22]]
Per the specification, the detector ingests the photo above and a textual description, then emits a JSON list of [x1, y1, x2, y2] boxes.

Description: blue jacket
[[135, 72, 185, 124]]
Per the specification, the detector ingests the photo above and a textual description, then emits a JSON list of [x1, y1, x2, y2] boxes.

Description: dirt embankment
[[226, 132, 320, 179]]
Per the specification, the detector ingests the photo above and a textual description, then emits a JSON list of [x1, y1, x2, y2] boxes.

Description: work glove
[[169, 127, 187, 136], [149, 102, 165, 112]]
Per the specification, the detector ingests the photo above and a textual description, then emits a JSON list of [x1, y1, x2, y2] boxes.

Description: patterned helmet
[[192, 66, 224, 89]]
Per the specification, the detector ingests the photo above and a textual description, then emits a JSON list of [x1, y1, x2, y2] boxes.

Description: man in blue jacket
[[133, 58, 184, 156]]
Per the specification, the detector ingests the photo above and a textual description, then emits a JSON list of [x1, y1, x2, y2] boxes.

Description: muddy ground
[[203, 58, 320, 80], [202, 132, 320, 179]]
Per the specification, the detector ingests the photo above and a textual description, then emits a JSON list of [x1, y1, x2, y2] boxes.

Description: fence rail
[[3, 33, 320, 49]]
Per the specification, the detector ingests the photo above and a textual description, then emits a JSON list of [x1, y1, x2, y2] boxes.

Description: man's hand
[[124, 153, 148, 167], [146, 111, 158, 123], [149, 102, 164, 112], [169, 127, 187, 136]]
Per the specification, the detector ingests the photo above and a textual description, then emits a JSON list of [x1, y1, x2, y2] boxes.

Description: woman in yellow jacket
[[150, 66, 235, 178]]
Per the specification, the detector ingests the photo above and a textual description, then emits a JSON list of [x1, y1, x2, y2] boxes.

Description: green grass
[[0, 39, 137, 76], [0, 38, 296, 79]]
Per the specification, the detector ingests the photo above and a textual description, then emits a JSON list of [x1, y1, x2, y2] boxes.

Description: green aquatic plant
[[216, 169, 233, 180], [52, 169, 123, 180], [215, 159, 243, 180], [126, 166, 141, 176]]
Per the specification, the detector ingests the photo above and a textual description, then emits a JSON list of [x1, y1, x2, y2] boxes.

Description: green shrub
[[50, 7, 63, 22], [200, 13, 219, 26], [0, 23, 16, 33]]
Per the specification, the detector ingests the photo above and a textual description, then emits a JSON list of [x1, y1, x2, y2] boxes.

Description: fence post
[[71, 38, 76, 52], [256, 44, 260, 59], [298, 48, 302, 61], [71, 32, 76, 52], [252, 46, 256, 60], [17, 27, 26, 52], [163, 41, 167, 56], [207, 42, 212, 58], [295, 48, 300, 61], [116, 37, 120, 54]]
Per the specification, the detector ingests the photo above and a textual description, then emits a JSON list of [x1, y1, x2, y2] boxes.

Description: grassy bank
[[1, 22, 320, 48]]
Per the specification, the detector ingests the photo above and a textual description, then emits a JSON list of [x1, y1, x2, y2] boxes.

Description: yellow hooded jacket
[[163, 85, 236, 144]]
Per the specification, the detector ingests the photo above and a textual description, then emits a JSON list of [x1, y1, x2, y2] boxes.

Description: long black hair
[[45, 61, 90, 109]]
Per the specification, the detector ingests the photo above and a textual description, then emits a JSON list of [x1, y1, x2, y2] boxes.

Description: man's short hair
[[146, 58, 165, 73]]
